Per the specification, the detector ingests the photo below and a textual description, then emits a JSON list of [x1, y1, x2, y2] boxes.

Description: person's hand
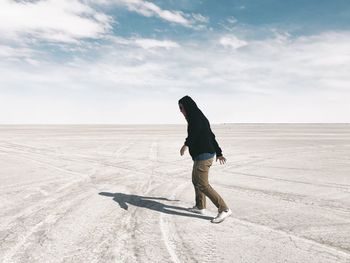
[[216, 156, 226, 164], [180, 145, 187, 156]]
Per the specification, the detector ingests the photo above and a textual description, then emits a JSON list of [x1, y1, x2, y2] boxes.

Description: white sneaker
[[188, 206, 206, 215], [211, 208, 232, 223]]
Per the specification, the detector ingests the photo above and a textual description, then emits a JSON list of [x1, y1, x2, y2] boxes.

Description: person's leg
[[193, 158, 228, 213], [192, 161, 206, 209]]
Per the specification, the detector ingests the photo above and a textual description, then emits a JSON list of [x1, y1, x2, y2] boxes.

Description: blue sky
[[111, 0, 350, 37], [0, 0, 350, 123]]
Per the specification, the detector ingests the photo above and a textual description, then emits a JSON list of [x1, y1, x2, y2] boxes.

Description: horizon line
[[0, 122, 349, 125]]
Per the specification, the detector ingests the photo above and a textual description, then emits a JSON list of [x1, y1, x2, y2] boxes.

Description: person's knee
[[197, 183, 210, 192]]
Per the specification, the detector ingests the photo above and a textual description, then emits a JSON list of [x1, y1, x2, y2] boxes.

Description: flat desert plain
[[0, 124, 349, 263]]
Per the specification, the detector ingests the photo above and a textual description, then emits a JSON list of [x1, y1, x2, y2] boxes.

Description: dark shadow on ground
[[99, 192, 213, 220]]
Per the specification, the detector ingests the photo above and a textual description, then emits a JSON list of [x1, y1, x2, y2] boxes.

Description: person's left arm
[[211, 130, 226, 164]]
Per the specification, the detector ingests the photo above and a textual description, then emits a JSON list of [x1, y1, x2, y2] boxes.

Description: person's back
[[187, 112, 221, 160]]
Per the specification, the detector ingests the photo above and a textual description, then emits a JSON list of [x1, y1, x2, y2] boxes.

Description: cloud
[[0, 0, 112, 43], [3, 1, 349, 124], [99, 0, 208, 28], [0, 0, 208, 49], [109, 36, 180, 50], [219, 35, 248, 49], [134, 38, 180, 50], [1, 31, 350, 123], [0, 45, 34, 59], [191, 13, 209, 24], [112, 0, 190, 25], [219, 16, 239, 32], [227, 16, 238, 25]]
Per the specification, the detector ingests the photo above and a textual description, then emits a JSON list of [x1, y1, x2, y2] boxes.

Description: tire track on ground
[[228, 215, 350, 260], [158, 181, 190, 263], [215, 181, 350, 215], [221, 170, 350, 191], [0, 141, 137, 259], [1, 186, 94, 263], [1, 139, 180, 229], [0, 143, 174, 184], [222, 144, 339, 171]]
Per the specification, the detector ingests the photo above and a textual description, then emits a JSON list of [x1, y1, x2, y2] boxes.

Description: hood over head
[[178, 95, 202, 123]]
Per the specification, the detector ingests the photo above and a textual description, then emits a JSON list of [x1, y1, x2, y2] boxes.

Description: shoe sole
[[211, 211, 232, 223]]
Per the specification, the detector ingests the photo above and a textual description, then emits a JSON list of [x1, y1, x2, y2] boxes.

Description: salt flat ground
[[0, 124, 349, 263]]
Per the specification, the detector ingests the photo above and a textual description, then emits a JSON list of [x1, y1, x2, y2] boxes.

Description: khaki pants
[[192, 157, 228, 213]]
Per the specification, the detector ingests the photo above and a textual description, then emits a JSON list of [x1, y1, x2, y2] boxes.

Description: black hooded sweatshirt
[[179, 96, 223, 160]]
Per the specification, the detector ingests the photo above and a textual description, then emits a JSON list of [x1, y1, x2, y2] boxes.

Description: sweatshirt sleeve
[[211, 130, 223, 157], [184, 117, 202, 148]]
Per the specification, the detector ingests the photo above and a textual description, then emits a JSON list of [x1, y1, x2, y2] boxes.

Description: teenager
[[178, 95, 232, 223]]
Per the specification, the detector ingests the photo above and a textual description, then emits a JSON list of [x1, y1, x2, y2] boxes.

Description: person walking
[[178, 95, 232, 223]]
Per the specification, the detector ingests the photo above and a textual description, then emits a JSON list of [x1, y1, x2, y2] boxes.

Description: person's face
[[179, 103, 187, 118]]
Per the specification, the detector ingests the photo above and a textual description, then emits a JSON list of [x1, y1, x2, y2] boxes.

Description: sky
[[0, 0, 350, 124]]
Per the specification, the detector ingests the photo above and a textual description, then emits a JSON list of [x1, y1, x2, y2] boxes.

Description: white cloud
[[191, 13, 209, 24], [219, 16, 239, 32], [1, 31, 350, 123], [98, 0, 208, 28], [219, 35, 248, 49], [227, 16, 238, 25], [108, 36, 180, 50], [0, 0, 112, 43], [113, 0, 190, 25], [134, 38, 180, 49], [0, 45, 34, 59]]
